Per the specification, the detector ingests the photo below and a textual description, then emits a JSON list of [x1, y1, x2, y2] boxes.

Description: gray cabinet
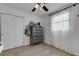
[[30, 25, 43, 44]]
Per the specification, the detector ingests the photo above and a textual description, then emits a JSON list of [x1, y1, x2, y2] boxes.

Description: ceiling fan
[[32, 3, 48, 12]]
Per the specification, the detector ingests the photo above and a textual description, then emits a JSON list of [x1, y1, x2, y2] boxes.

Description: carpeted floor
[[0, 43, 74, 56]]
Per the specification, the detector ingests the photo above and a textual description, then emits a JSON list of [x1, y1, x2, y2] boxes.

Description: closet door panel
[[1, 14, 16, 50], [15, 17, 24, 47]]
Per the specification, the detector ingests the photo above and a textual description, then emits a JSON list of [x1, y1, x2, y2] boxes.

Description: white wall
[[40, 16, 51, 45], [69, 4, 79, 55], [0, 5, 46, 46], [48, 4, 79, 55]]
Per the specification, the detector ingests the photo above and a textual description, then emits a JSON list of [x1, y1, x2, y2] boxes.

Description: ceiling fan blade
[[43, 6, 48, 12], [32, 7, 36, 12]]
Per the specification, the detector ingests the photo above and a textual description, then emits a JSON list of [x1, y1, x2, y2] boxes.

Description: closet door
[[1, 14, 16, 50], [1, 14, 24, 50], [15, 17, 24, 47]]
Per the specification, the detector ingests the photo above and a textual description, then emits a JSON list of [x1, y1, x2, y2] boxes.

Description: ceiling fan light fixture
[[32, 7, 36, 12], [32, 3, 48, 12], [43, 6, 48, 12], [35, 4, 39, 9]]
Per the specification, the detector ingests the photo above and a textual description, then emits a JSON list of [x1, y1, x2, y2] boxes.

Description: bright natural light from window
[[51, 12, 69, 32]]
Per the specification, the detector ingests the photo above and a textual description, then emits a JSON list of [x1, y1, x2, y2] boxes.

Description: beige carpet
[[0, 43, 73, 56]]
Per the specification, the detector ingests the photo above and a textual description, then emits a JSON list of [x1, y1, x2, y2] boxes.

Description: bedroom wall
[[40, 16, 51, 45], [69, 4, 79, 55], [48, 4, 79, 55]]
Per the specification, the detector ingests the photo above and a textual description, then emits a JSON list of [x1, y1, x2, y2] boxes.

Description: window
[[51, 12, 69, 32]]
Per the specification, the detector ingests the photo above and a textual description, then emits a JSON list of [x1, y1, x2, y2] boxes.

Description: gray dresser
[[30, 24, 43, 44]]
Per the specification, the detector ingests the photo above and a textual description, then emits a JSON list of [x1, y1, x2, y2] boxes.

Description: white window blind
[[51, 12, 69, 32]]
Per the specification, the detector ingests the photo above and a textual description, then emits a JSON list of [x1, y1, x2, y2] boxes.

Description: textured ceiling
[[0, 3, 70, 16]]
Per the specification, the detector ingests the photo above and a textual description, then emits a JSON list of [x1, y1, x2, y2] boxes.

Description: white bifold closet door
[[1, 14, 24, 50], [15, 16, 24, 47]]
